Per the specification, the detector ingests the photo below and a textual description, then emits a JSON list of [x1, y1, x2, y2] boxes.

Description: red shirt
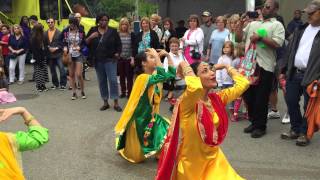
[[1, 34, 10, 56]]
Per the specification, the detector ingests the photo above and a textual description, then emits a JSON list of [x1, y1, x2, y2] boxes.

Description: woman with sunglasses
[[61, 14, 86, 100]]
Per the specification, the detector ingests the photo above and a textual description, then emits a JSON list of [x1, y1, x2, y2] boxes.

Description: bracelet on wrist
[[227, 66, 235, 73], [24, 115, 35, 126], [211, 65, 216, 72], [182, 66, 193, 76]]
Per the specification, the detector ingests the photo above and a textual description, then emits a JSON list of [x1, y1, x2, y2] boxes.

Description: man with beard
[[236, 0, 285, 138]]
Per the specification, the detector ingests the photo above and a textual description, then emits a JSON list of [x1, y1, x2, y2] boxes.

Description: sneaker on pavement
[[51, 86, 57, 90], [281, 113, 290, 124], [71, 93, 77, 100], [60, 86, 66, 90], [268, 110, 280, 119], [281, 130, 299, 140], [251, 129, 266, 138], [42, 86, 49, 92], [296, 135, 310, 146], [244, 124, 254, 133], [81, 92, 86, 99]]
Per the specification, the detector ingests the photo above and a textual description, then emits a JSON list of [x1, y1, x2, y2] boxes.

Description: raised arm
[[215, 65, 250, 105], [178, 61, 204, 113], [146, 48, 176, 85], [0, 107, 49, 152]]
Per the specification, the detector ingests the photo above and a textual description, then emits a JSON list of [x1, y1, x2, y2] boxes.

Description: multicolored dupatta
[[0, 132, 25, 180], [155, 93, 228, 180]]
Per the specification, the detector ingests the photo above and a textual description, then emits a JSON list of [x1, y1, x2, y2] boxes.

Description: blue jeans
[[95, 61, 119, 100], [49, 57, 67, 87], [285, 72, 309, 134]]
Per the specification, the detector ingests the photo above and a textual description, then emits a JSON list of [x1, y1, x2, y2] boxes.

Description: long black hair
[[31, 24, 44, 47], [190, 61, 201, 75], [96, 13, 110, 26], [69, 14, 80, 29], [19, 16, 30, 27], [134, 52, 147, 75]]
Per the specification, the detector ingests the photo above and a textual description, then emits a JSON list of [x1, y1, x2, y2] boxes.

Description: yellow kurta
[[173, 74, 249, 180]]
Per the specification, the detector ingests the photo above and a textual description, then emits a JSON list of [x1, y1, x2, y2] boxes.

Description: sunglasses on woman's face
[[308, 10, 319, 16], [264, 4, 271, 10], [47, 21, 54, 24]]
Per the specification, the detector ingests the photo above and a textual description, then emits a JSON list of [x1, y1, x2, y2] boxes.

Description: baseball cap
[[202, 11, 212, 17], [304, 0, 320, 14]]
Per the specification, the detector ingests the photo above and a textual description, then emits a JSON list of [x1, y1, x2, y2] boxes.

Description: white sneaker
[[281, 113, 290, 124], [268, 110, 281, 119], [30, 59, 36, 63]]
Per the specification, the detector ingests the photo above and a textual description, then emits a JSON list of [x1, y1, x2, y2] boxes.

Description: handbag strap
[[96, 28, 112, 51]]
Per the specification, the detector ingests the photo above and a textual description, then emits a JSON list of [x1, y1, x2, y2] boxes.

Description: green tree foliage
[[70, 0, 158, 18], [138, 0, 158, 17]]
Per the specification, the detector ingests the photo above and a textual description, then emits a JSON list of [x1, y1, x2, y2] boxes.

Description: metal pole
[[135, 0, 139, 20], [246, 0, 255, 11]]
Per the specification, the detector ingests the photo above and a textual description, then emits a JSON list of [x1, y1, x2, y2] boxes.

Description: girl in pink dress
[[0, 67, 16, 104]]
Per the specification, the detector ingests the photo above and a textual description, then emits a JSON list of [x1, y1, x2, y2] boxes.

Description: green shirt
[[15, 126, 49, 152], [243, 18, 285, 72]]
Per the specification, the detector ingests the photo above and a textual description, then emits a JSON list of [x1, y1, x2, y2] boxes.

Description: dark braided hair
[[134, 52, 147, 75], [190, 61, 201, 75]]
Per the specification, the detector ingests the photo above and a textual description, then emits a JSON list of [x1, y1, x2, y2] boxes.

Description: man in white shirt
[[280, 0, 320, 146]]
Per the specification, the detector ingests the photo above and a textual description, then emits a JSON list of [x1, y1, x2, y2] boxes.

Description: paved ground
[[1, 65, 320, 180]]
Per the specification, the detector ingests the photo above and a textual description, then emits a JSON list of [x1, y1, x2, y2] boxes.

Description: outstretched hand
[[0, 107, 25, 123], [213, 64, 229, 71]]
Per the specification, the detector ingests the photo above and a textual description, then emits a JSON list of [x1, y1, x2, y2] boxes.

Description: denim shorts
[[71, 56, 84, 63]]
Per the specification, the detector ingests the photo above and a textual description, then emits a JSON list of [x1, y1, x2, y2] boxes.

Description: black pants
[[118, 58, 133, 96], [243, 68, 274, 130]]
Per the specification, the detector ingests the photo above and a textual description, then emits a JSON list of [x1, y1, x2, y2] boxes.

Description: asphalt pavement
[[1, 65, 319, 180]]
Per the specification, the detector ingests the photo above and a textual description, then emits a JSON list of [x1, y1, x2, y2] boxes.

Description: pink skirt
[[0, 91, 17, 104]]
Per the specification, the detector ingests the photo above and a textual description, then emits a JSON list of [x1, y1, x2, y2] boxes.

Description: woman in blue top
[[8, 25, 27, 84], [207, 16, 230, 65]]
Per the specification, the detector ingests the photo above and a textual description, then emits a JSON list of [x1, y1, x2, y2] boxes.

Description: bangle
[[182, 66, 193, 76], [24, 115, 35, 126], [227, 66, 235, 74], [211, 65, 216, 72]]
